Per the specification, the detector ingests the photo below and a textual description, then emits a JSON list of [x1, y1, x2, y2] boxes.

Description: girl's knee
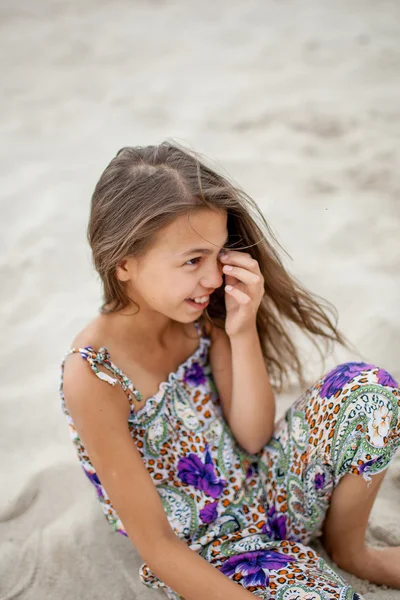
[[319, 361, 398, 402], [310, 362, 399, 463]]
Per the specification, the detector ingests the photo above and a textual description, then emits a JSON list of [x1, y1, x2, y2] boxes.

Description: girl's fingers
[[225, 285, 251, 304], [220, 252, 261, 274], [223, 265, 261, 285]]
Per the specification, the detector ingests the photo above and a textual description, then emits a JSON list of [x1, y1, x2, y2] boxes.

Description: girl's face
[[116, 209, 228, 323]]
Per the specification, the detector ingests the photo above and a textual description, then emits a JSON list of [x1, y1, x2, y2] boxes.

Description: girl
[[60, 142, 400, 600]]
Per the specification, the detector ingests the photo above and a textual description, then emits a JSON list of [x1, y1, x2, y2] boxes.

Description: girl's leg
[[260, 361, 400, 588], [323, 469, 400, 587], [315, 363, 400, 587]]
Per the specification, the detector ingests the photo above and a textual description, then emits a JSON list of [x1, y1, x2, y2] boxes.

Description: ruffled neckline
[[129, 333, 210, 421]]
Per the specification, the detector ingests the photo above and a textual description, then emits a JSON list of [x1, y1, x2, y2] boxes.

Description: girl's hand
[[219, 250, 265, 338]]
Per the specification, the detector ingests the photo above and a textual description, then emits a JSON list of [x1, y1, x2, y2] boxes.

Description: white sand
[[0, 0, 399, 598]]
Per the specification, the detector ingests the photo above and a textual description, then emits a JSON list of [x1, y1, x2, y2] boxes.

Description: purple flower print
[[246, 466, 254, 479], [314, 473, 326, 490], [200, 500, 219, 524], [118, 529, 128, 537], [83, 468, 103, 499], [220, 549, 295, 587], [320, 362, 398, 399], [183, 361, 206, 386], [262, 506, 287, 540], [358, 457, 380, 475], [376, 368, 398, 388], [242, 458, 257, 479], [320, 362, 372, 398], [177, 444, 226, 499]]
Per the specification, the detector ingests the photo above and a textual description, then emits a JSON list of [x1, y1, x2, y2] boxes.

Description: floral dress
[[59, 320, 400, 600]]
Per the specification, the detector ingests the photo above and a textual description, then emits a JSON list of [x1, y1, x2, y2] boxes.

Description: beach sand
[[0, 1, 399, 598]]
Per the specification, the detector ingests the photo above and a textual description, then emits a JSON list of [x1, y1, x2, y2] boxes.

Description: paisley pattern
[[157, 485, 198, 538], [59, 321, 400, 599]]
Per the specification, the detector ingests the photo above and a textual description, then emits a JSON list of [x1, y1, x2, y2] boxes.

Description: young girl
[[60, 142, 400, 600]]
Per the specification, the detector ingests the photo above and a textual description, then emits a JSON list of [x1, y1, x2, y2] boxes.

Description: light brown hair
[[88, 141, 354, 392]]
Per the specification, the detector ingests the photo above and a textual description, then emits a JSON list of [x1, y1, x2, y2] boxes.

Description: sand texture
[[0, 1, 399, 598]]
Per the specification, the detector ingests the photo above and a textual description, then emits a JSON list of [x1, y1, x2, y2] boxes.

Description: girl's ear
[[115, 258, 132, 282]]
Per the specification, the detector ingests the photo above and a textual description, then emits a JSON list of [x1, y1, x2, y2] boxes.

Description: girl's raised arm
[[62, 355, 253, 600]]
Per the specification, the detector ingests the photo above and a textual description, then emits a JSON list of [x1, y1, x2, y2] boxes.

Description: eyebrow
[[180, 235, 229, 257]]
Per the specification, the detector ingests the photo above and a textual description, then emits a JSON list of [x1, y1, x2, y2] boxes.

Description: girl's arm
[[63, 356, 254, 600], [153, 536, 256, 600], [209, 324, 275, 455]]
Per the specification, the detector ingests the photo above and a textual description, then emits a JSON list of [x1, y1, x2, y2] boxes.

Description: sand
[[0, 0, 399, 598]]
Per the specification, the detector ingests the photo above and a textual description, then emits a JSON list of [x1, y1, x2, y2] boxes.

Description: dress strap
[[60, 346, 143, 407], [194, 317, 210, 339], [193, 320, 202, 337]]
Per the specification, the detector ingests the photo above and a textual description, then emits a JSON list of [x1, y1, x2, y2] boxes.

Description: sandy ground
[[0, 0, 399, 598]]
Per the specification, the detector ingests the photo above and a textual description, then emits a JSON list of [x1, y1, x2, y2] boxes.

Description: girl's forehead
[[154, 210, 228, 255]]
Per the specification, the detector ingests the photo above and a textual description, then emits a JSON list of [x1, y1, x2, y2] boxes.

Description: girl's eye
[[184, 257, 202, 267]]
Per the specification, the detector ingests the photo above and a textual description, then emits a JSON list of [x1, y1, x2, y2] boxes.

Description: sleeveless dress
[[59, 319, 400, 600]]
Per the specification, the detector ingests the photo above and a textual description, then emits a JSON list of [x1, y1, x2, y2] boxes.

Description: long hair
[[88, 141, 354, 392]]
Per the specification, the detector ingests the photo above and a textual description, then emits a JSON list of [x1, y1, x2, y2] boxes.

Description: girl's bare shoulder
[[63, 314, 131, 418], [64, 315, 114, 381]]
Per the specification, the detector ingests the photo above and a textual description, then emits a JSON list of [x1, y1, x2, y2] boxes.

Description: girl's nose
[[201, 261, 224, 289], [201, 261, 224, 290]]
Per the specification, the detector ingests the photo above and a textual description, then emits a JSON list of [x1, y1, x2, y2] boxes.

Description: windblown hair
[[88, 141, 353, 392]]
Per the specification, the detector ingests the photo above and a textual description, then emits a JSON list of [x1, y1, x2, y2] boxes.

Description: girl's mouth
[[185, 296, 210, 309]]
